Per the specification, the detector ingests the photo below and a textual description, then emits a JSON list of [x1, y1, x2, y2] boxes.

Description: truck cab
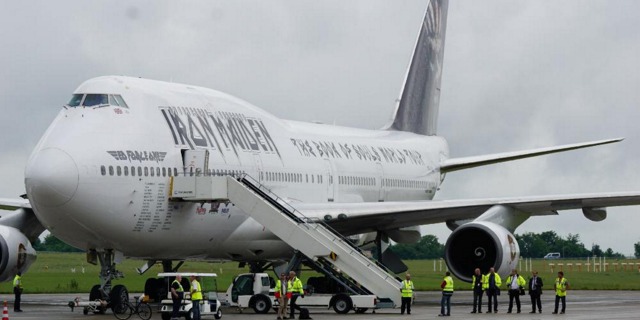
[[220, 272, 275, 314]]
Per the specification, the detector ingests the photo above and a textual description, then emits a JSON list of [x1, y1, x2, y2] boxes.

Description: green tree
[[635, 242, 640, 258], [391, 234, 444, 259], [35, 234, 82, 252], [516, 232, 549, 258], [591, 244, 604, 257], [516, 231, 591, 258], [604, 248, 625, 259], [558, 233, 590, 258]]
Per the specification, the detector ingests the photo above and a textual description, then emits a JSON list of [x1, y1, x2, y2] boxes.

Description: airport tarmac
[[0, 291, 638, 319]]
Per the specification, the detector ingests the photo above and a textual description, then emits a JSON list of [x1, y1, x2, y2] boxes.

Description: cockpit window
[[68, 94, 83, 107], [113, 95, 129, 108], [66, 93, 130, 108], [108, 95, 120, 107], [83, 94, 109, 107]]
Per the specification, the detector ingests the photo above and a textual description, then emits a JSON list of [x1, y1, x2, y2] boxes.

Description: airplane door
[[324, 159, 335, 202], [376, 162, 385, 202], [182, 149, 209, 176], [253, 154, 263, 183]]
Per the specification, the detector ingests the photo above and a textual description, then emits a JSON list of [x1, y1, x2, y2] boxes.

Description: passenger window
[[117, 166, 122, 176], [156, 168, 161, 176], [109, 166, 114, 176], [150, 167, 155, 176], [67, 94, 84, 107], [162, 167, 166, 177], [131, 166, 136, 176], [138, 167, 143, 176], [144, 167, 149, 176], [101, 165, 106, 176], [123, 166, 129, 176], [82, 94, 108, 107]]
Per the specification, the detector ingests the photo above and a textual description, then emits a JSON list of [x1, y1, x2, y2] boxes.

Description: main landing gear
[[86, 249, 127, 314]]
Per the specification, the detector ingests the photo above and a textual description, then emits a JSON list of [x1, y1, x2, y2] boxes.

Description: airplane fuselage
[[25, 76, 449, 261]]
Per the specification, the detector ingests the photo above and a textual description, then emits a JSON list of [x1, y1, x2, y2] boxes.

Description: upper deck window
[[66, 94, 129, 108]]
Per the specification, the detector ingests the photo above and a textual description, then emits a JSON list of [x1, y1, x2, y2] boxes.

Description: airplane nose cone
[[25, 147, 79, 207]]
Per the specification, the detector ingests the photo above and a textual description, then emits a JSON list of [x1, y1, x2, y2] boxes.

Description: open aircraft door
[[324, 159, 335, 202], [252, 154, 263, 183], [376, 162, 385, 201]]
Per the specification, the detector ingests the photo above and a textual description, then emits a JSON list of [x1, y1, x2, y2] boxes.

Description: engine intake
[[444, 221, 519, 282], [0, 226, 37, 282]]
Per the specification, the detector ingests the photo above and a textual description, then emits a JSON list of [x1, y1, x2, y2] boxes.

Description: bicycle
[[113, 295, 153, 320]]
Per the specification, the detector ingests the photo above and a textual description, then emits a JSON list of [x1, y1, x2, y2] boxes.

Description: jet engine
[[444, 221, 519, 282], [0, 225, 37, 282]]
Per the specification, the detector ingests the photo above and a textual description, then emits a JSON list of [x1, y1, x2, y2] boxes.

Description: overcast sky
[[1, 1, 640, 255]]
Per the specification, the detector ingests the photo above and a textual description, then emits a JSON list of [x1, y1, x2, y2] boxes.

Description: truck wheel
[[89, 285, 106, 314], [332, 294, 353, 314], [144, 278, 160, 302], [214, 308, 223, 319], [110, 285, 130, 315], [252, 294, 272, 314]]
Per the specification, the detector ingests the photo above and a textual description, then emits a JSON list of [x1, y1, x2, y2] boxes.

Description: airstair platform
[[170, 174, 402, 307]]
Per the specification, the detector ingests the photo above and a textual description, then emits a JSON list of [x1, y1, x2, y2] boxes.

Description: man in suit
[[528, 270, 543, 313]]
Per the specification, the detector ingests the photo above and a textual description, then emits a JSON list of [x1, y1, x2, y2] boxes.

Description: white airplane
[[1, 0, 640, 309]]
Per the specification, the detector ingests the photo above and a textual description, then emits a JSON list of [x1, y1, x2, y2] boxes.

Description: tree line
[[33, 234, 83, 253], [32, 232, 640, 258], [390, 231, 636, 259]]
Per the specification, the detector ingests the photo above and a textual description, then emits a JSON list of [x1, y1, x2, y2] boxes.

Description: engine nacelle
[[444, 221, 519, 282], [0, 225, 37, 282]]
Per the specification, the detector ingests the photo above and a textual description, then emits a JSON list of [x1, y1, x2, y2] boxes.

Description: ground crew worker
[[484, 267, 502, 313], [400, 273, 414, 315], [439, 271, 454, 316], [170, 275, 184, 320], [505, 269, 526, 313], [190, 275, 202, 320], [288, 271, 304, 319], [470, 268, 485, 313], [552, 271, 569, 314], [275, 273, 288, 320], [13, 272, 23, 312]]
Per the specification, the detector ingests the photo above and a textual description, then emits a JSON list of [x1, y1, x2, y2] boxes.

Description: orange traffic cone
[[2, 300, 8, 320]]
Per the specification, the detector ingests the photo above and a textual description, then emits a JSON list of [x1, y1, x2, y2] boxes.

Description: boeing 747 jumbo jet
[[1, 0, 640, 314]]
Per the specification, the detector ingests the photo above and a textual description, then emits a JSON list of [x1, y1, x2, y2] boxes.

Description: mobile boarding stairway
[[170, 174, 402, 309]]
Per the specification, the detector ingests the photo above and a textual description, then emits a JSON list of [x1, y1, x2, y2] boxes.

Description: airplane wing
[[0, 198, 31, 211], [295, 191, 640, 236], [440, 138, 622, 173]]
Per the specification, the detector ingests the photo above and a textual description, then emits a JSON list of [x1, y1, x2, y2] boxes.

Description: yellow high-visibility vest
[[191, 280, 202, 301], [401, 280, 414, 298], [13, 275, 22, 289], [288, 277, 304, 295], [172, 279, 184, 292], [443, 276, 454, 292], [555, 278, 568, 297]]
